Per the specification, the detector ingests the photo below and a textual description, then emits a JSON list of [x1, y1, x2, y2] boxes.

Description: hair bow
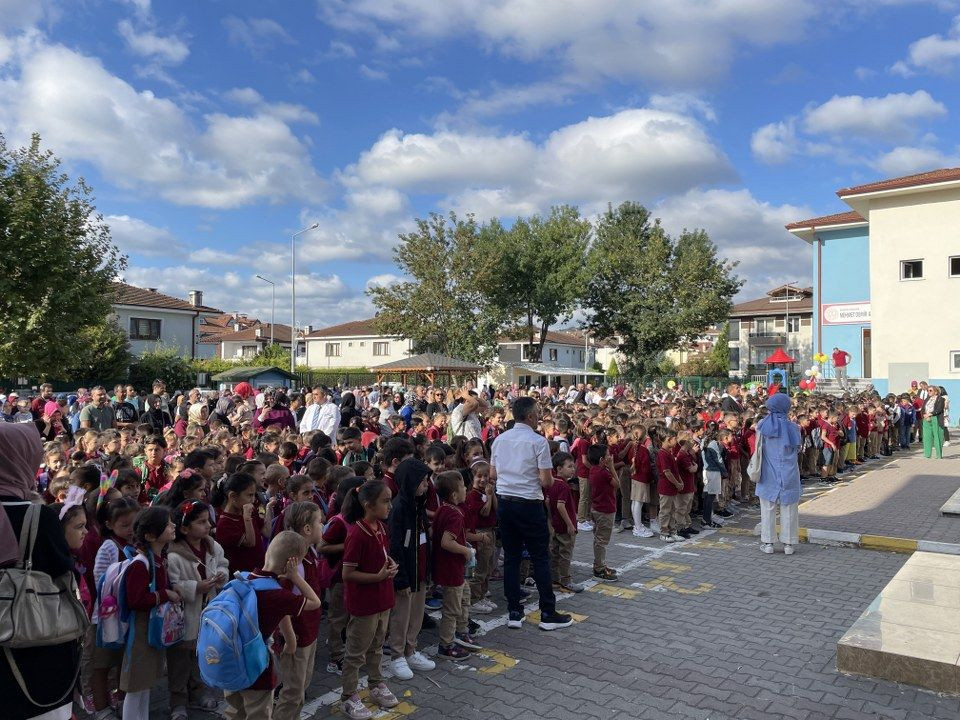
[[60, 484, 87, 521], [97, 470, 118, 509]]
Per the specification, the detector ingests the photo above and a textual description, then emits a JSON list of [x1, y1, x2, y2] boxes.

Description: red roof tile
[[784, 210, 865, 230], [307, 318, 381, 338], [112, 282, 221, 313], [199, 323, 298, 343], [837, 167, 960, 197]]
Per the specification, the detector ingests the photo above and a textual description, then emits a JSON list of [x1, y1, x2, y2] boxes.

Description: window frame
[[325, 342, 341, 357], [548, 348, 558, 361], [900, 259, 924, 281], [372, 341, 390, 357], [129, 317, 161, 341], [786, 317, 801, 333], [950, 350, 960, 373], [727, 320, 740, 340], [949, 256, 960, 278]]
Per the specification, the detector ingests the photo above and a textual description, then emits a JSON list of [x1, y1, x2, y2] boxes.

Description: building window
[[755, 318, 776, 335], [521, 344, 531, 361], [579, 350, 584, 363], [129, 317, 161, 341], [786, 317, 801, 333], [950, 256, 960, 277], [359, 341, 365, 346], [951, 350, 960, 372], [901, 259, 923, 280], [241, 345, 257, 359], [729, 347, 740, 370], [373, 341, 389, 356], [727, 320, 739, 340], [548, 348, 558, 361], [325, 342, 340, 357]]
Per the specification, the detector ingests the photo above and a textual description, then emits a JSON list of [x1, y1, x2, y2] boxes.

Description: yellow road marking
[[524, 609, 589, 625], [644, 575, 714, 595], [332, 697, 417, 719], [476, 649, 519, 675], [648, 560, 692, 572], [686, 538, 732, 550], [718, 527, 754, 536]]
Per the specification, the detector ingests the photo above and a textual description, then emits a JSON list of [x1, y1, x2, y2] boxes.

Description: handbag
[[746, 434, 763, 485], [145, 550, 184, 649]]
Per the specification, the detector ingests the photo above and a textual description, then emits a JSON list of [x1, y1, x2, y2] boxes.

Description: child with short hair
[[275, 502, 325, 720], [465, 460, 497, 612], [674, 431, 699, 539], [547, 452, 581, 592], [340, 481, 401, 720], [656, 431, 684, 542], [433, 470, 478, 660], [224, 530, 321, 720], [587, 444, 618, 581]]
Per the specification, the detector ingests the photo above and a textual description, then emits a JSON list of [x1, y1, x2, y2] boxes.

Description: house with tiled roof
[[304, 318, 414, 368], [110, 282, 222, 359], [198, 322, 309, 363], [786, 167, 960, 397], [725, 285, 813, 377]]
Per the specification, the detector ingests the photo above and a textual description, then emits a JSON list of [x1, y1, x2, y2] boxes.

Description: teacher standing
[[756, 393, 802, 556], [490, 397, 572, 631]]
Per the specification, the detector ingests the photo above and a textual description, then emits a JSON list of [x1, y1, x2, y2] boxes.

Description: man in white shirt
[[491, 397, 573, 632], [299, 386, 341, 439]]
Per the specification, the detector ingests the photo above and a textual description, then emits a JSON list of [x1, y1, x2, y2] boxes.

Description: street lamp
[[291, 223, 319, 374], [784, 281, 800, 352], [255, 275, 275, 347]]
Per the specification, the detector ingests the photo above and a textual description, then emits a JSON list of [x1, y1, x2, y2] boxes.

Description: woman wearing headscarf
[[0, 423, 81, 719], [35, 401, 68, 443], [339, 391, 362, 429], [755, 393, 802, 556], [140, 393, 172, 433]]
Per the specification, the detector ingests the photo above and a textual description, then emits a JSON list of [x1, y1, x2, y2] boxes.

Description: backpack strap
[[17, 504, 41, 571]]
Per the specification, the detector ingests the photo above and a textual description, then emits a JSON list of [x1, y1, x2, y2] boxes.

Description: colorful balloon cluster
[[799, 353, 826, 391], [812, 352, 828, 364]]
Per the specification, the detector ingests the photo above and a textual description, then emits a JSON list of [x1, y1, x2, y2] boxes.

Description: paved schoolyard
[[148, 520, 960, 720], [795, 444, 960, 544]]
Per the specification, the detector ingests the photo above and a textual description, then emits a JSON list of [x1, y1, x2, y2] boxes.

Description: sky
[[2, 1, 960, 329]]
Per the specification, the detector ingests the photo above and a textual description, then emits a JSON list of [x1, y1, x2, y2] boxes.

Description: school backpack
[[196, 573, 280, 691], [95, 546, 142, 650]]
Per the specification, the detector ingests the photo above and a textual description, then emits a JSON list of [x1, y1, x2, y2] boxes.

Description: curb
[[798, 526, 960, 555]]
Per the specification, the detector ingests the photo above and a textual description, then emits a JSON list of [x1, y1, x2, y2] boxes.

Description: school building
[[786, 167, 960, 398]]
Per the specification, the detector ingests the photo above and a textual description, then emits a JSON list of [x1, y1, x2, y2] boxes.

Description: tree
[[250, 343, 291, 368], [480, 206, 590, 362], [709, 323, 730, 376], [0, 133, 127, 378], [367, 212, 505, 363], [606, 357, 620, 379], [61, 321, 131, 384], [129, 346, 194, 392], [584, 202, 742, 377]]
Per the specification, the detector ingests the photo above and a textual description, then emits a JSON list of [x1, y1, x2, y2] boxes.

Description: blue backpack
[[196, 573, 280, 691]]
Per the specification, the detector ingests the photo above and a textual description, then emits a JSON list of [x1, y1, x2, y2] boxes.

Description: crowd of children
[[17, 377, 946, 720]]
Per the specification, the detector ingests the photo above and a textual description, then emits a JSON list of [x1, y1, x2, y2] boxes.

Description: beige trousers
[[275, 641, 317, 720], [577, 477, 592, 521], [550, 531, 575, 586], [327, 582, 347, 664], [590, 511, 614, 572], [469, 528, 495, 603], [224, 688, 273, 720], [342, 610, 389, 698], [658, 494, 679, 534], [439, 583, 470, 646], [388, 586, 427, 657]]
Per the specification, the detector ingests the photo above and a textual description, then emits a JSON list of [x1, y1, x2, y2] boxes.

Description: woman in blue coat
[[756, 393, 802, 555]]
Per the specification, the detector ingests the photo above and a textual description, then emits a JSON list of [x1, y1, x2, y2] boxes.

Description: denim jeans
[[497, 496, 556, 616], [898, 420, 911, 449], [701, 492, 714, 524]]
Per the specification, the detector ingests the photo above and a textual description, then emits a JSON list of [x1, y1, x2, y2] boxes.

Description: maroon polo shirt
[[216, 511, 265, 576], [247, 569, 305, 690], [342, 519, 395, 616], [432, 503, 466, 587]]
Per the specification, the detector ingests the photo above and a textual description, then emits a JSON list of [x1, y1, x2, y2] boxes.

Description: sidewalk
[[797, 443, 960, 546]]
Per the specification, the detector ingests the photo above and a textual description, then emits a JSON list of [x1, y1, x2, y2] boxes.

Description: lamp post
[[784, 281, 800, 352], [255, 275, 275, 347], [291, 223, 319, 374]]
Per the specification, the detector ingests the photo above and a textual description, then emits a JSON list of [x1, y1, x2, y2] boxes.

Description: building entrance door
[[862, 329, 871, 378]]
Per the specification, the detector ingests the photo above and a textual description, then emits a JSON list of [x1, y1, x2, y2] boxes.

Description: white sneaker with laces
[[669, 533, 683, 542], [659, 533, 675, 543], [577, 521, 594, 532], [407, 651, 436, 672], [633, 525, 655, 538], [761, 543, 774, 554], [470, 599, 492, 614], [341, 695, 373, 720], [783, 544, 795, 555], [388, 656, 413, 680], [650, 519, 661, 533]]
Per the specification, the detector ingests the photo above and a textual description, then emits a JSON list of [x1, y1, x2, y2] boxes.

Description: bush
[[129, 346, 195, 393]]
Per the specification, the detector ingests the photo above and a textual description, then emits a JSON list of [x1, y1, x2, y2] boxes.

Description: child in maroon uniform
[[587, 444, 618, 580], [433, 470, 477, 660], [340, 480, 400, 720], [464, 460, 497, 612], [212, 473, 266, 576], [547, 452, 581, 592], [225, 530, 320, 720], [656, 431, 684, 542], [674, 432, 700, 539]]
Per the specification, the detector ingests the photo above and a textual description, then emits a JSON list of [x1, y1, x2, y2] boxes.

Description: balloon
[[804, 370, 812, 377], [667, 380, 676, 389], [810, 369, 819, 377], [809, 379, 817, 390]]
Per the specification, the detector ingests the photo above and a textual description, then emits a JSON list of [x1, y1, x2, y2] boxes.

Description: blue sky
[[2, 1, 960, 328]]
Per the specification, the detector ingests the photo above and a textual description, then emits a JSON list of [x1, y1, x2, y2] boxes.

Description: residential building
[[664, 327, 721, 367], [195, 313, 260, 359], [198, 322, 307, 364], [304, 318, 414, 369], [726, 285, 813, 377], [787, 167, 960, 397], [482, 329, 605, 388], [111, 282, 222, 359]]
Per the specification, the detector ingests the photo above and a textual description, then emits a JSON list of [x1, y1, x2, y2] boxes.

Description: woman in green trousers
[[922, 385, 945, 459]]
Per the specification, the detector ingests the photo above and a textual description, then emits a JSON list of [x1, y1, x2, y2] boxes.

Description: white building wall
[[111, 307, 198, 358], [305, 336, 412, 368], [867, 188, 960, 385]]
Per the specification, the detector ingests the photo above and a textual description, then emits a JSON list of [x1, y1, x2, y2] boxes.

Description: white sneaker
[[761, 543, 774, 554], [650, 519, 661, 533], [577, 521, 594, 532], [659, 533, 675, 543], [470, 599, 494, 614], [614, 521, 626, 533], [341, 696, 372, 720], [633, 525, 655, 538], [388, 656, 413, 680], [669, 533, 683, 542], [406, 651, 436, 672], [783, 544, 795, 555]]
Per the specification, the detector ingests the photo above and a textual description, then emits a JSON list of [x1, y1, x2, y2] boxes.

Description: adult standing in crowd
[[252, 389, 296, 433], [299, 386, 340, 438], [450, 388, 486, 439], [78, 386, 114, 432], [720, 382, 743, 414], [922, 384, 946, 459], [756, 393, 802, 555], [490, 396, 573, 631], [29, 383, 54, 420], [339, 391, 362, 429], [0, 423, 81, 720], [832, 347, 852, 391], [114, 385, 140, 430]]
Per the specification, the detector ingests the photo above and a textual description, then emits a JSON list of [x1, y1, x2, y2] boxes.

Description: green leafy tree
[[367, 212, 505, 363], [250, 343, 291, 368], [129, 346, 194, 392], [480, 206, 590, 361], [606, 357, 619, 378], [62, 321, 131, 384], [0, 133, 126, 378], [709, 324, 730, 376], [585, 202, 742, 376]]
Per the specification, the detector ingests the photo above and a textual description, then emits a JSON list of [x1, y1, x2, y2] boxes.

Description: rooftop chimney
[[188, 290, 203, 307], [148, 288, 157, 293]]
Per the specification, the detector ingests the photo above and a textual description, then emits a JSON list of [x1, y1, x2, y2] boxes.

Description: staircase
[[814, 377, 875, 396]]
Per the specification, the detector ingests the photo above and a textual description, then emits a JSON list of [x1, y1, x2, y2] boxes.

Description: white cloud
[[117, 19, 189, 65], [295, 68, 316, 83], [854, 66, 877, 79], [0, 0, 50, 31], [802, 91, 946, 140], [892, 15, 960, 75], [326, 40, 356, 58], [105, 214, 185, 258], [222, 87, 319, 124], [0, 42, 324, 208], [654, 189, 813, 298], [319, 0, 817, 87], [359, 64, 388, 80], [871, 145, 960, 176], [751, 120, 800, 164], [365, 273, 402, 289], [648, 94, 717, 123], [222, 16, 295, 52]]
